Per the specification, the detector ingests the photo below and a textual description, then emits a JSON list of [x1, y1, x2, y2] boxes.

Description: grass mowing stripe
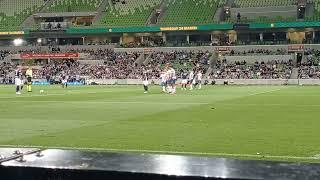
[[0, 145, 318, 160], [6, 101, 210, 105]]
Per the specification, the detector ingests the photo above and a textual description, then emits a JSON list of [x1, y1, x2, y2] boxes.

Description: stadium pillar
[[259, 33, 263, 42], [313, 31, 316, 42], [186, 35, 190, 44], [162, 33, 166, 43], [120, 36, 123, 44]]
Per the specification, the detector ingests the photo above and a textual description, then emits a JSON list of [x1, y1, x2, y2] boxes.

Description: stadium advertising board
[[20, 53, 79, 59], [0, 31, 24, 35], [215, 47, 231, 52], [160, 26, 198, 31], [288, 45, 304, 51]]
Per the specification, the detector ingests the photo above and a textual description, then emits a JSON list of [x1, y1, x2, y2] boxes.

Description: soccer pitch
[[1, 85, 320, 163]]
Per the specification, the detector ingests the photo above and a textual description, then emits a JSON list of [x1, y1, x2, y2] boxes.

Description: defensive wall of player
[[48, 78, 320, 85]]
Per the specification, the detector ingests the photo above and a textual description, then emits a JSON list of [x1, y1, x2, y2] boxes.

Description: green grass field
[[1, 85, 320, 163]]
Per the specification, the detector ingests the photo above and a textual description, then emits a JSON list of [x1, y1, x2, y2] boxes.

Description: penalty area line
[[0, 144, 317, 160]]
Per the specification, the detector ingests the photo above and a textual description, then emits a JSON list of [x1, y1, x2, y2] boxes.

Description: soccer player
[[189, 70, 195, 90], [15, 68, 22, 95], [181, 71, 188, 90], [142, 70, 149, 94], [25, 67, 33, 92], [61, 75, 68, 88], [196, 71, 203, 90], [160, 71, 167, 93], [168, 65, 177, 95]]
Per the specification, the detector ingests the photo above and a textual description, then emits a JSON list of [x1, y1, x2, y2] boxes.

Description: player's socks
[[172, 87, 176, 94], [144, 85, 148, 93], [162, 86, 166, 92], [167, 86, 172, 93], [198, 84, 202, 89]]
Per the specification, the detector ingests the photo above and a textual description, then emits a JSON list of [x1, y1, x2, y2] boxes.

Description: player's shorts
[[181, 79, 188, 84], [166, 80, 171, 85], [143, 80, 149, 86], [15, 78, 21, 86], [197, 80, 202, 84]]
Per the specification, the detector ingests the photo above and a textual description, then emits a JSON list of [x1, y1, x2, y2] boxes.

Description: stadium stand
[[0, 0, 46, 30], [311, 0, 320, 20], [46, 0, 102, 12], [158, 0, 224, 26], [233, 0, 296, 7], [299, 65, 320, 78], [212, 59, 293, 79], [97, 0, 162, 27], [0, 62, 16, 84]]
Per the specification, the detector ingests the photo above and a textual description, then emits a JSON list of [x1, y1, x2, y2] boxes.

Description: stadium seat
[[97, 0, 161, 27], [46, 0, 102, 12], [0, 0, 46, 30], [233, 0, 296, 7], [158, 0, 224, 26]]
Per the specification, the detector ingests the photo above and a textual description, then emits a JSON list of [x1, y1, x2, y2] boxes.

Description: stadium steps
[[226, 0, 235, 6], [134, 53, 145, 66], [290, 68, 299, 79], [213, 7, 224, 21], [306, 2, 314, 17], [150, 0, 167, 25], [92, 0, 109, 23], [209, 52, 219, 66], [21, 0, 56, 29], [143, 54, 153, 65], [205, 67, 213, 78], [231, 6, 297, 20]]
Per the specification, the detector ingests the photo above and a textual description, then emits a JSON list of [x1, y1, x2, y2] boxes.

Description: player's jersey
[[189, 71, 194, 80], [160, 72, 166, 82], [169, 68, 176, 80], [26, 69, 33, 78], [142, 71, 149, 86], [15, 69, 21, 78], [197, 72, 202, 81], [181, 72, 188, 79]]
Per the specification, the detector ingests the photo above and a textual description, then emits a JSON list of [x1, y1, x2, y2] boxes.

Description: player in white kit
[[15, 68, 22, 95], [196, 71, 203, 90], [189, 70, 195, 90], [160, 71, 167, 93]]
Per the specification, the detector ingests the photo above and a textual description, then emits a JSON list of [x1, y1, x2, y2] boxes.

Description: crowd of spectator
[[33, 52, 140, 80], [0, 50, 10, 60], [298, 65, 320, 79], [225, 48, 287, 56], [0, 62, 16, 84], [211, 59, 293, 79]]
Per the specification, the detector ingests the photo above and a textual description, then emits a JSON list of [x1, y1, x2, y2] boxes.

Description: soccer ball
[[40, 90, 44, 93]]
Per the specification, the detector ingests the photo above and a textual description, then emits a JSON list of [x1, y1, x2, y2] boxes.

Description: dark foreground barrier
[[0, 148, 320, 180]]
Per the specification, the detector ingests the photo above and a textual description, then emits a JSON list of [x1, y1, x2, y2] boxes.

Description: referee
[[25, 67, 33, 92]]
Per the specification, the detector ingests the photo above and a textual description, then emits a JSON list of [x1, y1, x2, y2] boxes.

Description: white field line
[[6, 101, 210, 105], [0, 144, 318, 160], [219, 103, 320, 107], [0, 90, 117, 99]]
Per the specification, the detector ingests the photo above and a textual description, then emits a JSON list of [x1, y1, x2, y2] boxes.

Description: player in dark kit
[[181, 71, 188, 90]]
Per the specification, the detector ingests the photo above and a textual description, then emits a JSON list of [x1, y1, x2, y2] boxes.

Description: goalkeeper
[[25, 67, 33, 92]]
